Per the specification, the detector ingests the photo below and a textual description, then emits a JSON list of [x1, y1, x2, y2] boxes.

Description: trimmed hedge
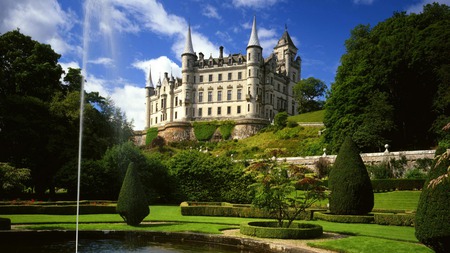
[[371, 179, 425, 191], [240, 221, 323, 239], [314, 212, 375, 223], [0, 217, 11, 230], [374, 213, 415, 226], [193, 122, 217, 141], [0, 205, 116, 214], [180, 202, 316, 220], [218, 121, 235, 140]]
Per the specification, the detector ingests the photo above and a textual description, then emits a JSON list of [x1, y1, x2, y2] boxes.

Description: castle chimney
[[219, 46, 224, 59]]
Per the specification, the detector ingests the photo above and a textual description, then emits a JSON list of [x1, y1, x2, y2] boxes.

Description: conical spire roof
[[146, 66, 154, 88], [247, 16, 261, 48], [183, 24, 195, 55]]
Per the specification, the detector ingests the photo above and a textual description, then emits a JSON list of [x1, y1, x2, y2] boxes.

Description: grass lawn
[[2, 191, 429, 253], [289, 110, 325, 122]]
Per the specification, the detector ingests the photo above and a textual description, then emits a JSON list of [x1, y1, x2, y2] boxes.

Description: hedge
[[180, 202, 317, 220], [0, 217, 11, 230], [218, 122, 235, 140], [374, 213, 415, 226], [371, 179, 425, 191], [0, 205, 116, 214], [240, 221, 323, 239], [314, 212, 375, 223], [193, 122, 218, 141]]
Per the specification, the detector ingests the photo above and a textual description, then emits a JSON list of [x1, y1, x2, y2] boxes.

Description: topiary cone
[[328, 136, 374, 215], [116, 162, 150, 226]]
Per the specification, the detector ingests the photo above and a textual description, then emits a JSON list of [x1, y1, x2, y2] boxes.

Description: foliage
[[116, 162, 150, 226], [218, 121, 235, 140], [367, 162, 394, 179], [314, 212, 374, 223], [167, 150, 253, 203], [145, 127, 158, 146], [404, 168, 427, 179], [371, 179, 425, 192], [293, 77, 327, 113], [274, 111, 288, 129], [246, 159, 327, 227], [0, 163, 31, 195], [193, 122, 217, 141], [415, 149, 450, 253], [328, 136, 374, 215], [324, 4, 450, 152], [240, 221, 323, 239], [374, 213, 415, 227], [286, 121, 298, 128], [150, 136, 165, 150], [314, 157, 331, 179]]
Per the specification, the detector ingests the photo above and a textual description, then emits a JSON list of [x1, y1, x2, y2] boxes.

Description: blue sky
[[1, 0, 448, 130]]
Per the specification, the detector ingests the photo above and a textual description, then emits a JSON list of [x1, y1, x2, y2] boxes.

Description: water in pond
[[5, 238, 246, 253]]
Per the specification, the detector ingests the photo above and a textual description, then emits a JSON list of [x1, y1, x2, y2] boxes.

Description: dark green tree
[[116, 162, 150, 226], [328, 136, 374, 215], [293, 77, 327, 113], [274, 111, 288, 129], [324, 3, 450, 152]]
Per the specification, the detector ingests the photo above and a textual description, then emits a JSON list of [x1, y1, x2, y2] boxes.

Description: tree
[[328, 136, 374, 215], [293, 77, 327, 113], [415, 148, 450, 253], [116, 162, 150, 226], [324, 4, 450, 152], [0, 163, 31, 195], [246, 159, 327, 227]]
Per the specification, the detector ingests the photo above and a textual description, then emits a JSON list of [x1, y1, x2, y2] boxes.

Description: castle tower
[[145, 66, 154, 129], [246, 16, 262, 118], [273, 26, 298, 82], [181, 24, 196, 120]]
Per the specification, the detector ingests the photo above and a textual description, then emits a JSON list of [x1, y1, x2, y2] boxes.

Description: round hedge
[[240, 221, 323, 239]]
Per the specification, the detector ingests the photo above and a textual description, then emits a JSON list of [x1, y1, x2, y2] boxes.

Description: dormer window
[[238, 58, 242, 64], [228, 58, 232, 65], [209, 60, 213, 67]]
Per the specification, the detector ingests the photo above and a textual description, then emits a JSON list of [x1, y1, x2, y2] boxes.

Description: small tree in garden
[[328, 136, 374, 215], [246, 159, 327, 228], [116, 162, 150, 226]]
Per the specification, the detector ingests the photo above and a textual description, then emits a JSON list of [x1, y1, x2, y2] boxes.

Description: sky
[[1, 0, 449, 130]]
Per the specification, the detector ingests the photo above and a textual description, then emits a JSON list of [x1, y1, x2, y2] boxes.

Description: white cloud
[[406, 0, 450, 13], [353, 0, 375, 5], [111, 84, 146, 130], [203, 5, 221, 19], [0, 0, 75, 54], [132, 56, 182, 86], [88, 57, 115, 67], [232, 0, 282, 9]]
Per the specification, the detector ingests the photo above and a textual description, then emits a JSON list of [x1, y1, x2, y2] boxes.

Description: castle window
[[209, 74, 213, 82], [237, 89, 242, 100], [199, 92, 203, 102], [283, 85, 286, 93], [175, 111, 178, 119], [198, 108, 203, 117], [228, 72, 232, 80], [248, 53, 251, 60], [238, 72, 242, 80], [155, 102, 158, 112], [217, 107, 222, 115], [228, 58, 232, 65], [192, 92, 196, 103], [200, 75, 203, 82], [278, 83, 280, 90], [194, 76, 196, 83], [249, 69, 251, 77], [218, 73, 222, 81], [238, 58, 242, 64], [155, 117, 158, 124], [237, 106, 241, 114], [208, 107, 212, 116], [227, 106, 231, 114], [175, 96, 178, 106], [227, 90, 232, 100], [186, 75, 189, 83], [217, 90, 222, 101], [248, 104, 250, 112], [257, 53, 260, 61], [209, 60, 213, 66], [208, 91, 212, 102]]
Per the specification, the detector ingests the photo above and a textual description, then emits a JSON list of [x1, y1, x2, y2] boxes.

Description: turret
[[181, 24, 196, 120], [273, 26, 298, 81], [246, 16, 263, 117], [145, 66, 154, 129]]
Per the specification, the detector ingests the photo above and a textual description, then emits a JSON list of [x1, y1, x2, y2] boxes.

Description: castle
[[143, 17, 301, 142]]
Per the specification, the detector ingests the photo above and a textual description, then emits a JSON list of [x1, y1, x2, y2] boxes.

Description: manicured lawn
[[2, 191, 428, 253], [289, 110, 325, 122]]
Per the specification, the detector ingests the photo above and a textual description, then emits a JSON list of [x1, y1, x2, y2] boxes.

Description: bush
[[404, 168, 427, 179], [328, 136, 374, 215], [287, 121, 298, 128], [116, 162, 150, 226], [145, 127, 158, 146], [314, 157, 331, 179], [374, 213, 415, 226], [218, 121, 235, 140], [193, 122, 217, 141], [150, 136, 165, 149], [415, 151, 450, 253], [367, 162, 393, 179], [371, 179, 425, 191], [274, 112, 288, 129], [240, 221, 323, 239]]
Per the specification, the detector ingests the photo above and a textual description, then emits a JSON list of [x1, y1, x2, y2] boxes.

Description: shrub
[[374, 213, 415, 226], [371, 179, 425, 191], [0, 217, 11, 230], [218, 121, 235, 140], [415, 150, 450, 253], [240, 221, 323, 239], [314, 157, 331, 179], [150, 136, 165, 149], [404, 168, 427, 179], [116, 162, 150, 226], [328, 136, 374, 215], [367, 162, 393, 179], [287, 121, 298, 128], [314, 212, 374, 223], [274, 111, 288, 129], [145, 127, 158, 146], [193, 122, 217, 141]]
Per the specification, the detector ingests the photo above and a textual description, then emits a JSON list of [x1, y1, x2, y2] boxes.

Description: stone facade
[[143, 17, 301, 143]]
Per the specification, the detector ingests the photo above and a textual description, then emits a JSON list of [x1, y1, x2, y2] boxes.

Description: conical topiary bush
[[328, 136, 374, 215], [415, 150, 450, 253], [116, 162, 150, 226]]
